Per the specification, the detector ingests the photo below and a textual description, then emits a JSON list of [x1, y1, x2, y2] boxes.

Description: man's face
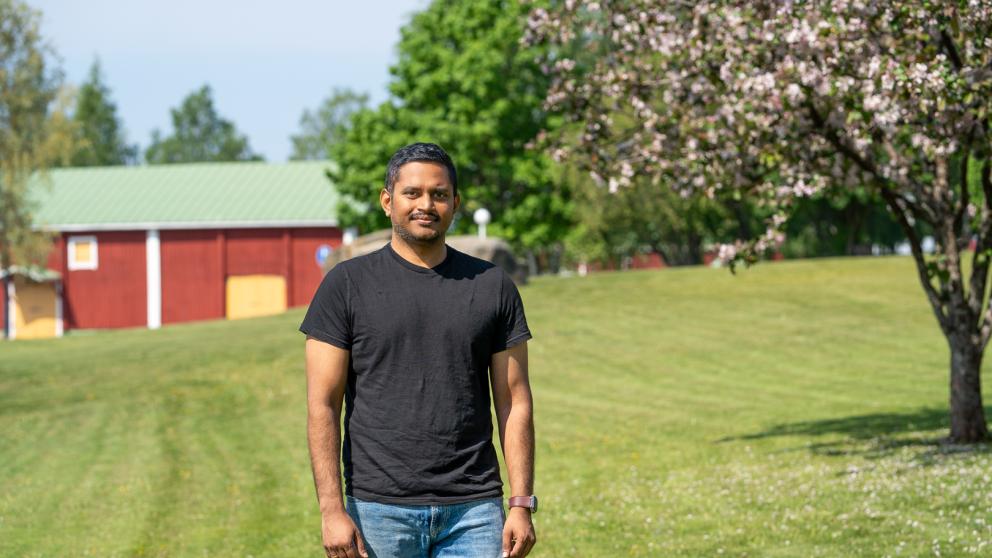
[[381, 161, 459, 245]]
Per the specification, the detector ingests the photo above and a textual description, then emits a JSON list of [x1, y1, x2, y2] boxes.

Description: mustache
[[410, 212, 438, 221]]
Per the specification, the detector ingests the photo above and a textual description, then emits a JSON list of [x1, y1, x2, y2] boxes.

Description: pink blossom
[[528, 0, 992, 275]]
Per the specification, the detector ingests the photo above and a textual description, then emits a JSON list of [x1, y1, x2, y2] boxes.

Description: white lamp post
[[473, 208, 491, 240]]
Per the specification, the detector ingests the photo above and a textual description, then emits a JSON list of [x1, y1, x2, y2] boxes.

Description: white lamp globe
[[473, 208, 491, 239], [473, 208, 491, 226]]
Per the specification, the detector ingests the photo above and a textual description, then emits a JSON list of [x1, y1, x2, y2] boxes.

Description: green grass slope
[[1, 256, 990, 557]]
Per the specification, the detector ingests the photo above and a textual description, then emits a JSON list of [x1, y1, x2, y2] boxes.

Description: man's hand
[[322, 510, 368, 558], [502, 507, 536, 557]]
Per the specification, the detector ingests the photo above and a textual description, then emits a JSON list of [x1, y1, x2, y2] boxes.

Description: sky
[[29, 0, 430, 162]]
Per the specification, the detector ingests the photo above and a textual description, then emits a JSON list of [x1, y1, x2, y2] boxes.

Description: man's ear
[[453, 193, 461, 212], [380, 188, 391, 217]]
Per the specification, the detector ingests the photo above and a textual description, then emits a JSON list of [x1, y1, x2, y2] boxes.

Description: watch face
[[531, 496, 538, 513]]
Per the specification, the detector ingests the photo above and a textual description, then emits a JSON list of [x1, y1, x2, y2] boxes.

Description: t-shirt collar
[[385, 241, 455, 274]]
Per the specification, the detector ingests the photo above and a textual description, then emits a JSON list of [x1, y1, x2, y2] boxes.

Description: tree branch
[[969, 214, 992, 321], [975, 161, 992, 348], [953, 151, 970, 244], [963, 151, 991, 322], [806, 101, 938, 223], [928, 155, 974, 339], [880, 187, 950, 332], [807, 102, 874, 172], [939, 29, 963, 70]]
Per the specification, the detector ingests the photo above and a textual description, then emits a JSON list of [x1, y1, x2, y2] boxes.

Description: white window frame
[[67, 235, 99, 271]]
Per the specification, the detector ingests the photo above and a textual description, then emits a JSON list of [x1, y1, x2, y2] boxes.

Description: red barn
[[26, 161, 350, 333]]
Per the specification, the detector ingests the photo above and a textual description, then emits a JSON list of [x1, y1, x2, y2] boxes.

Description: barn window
[[67, 236, 99, 270]]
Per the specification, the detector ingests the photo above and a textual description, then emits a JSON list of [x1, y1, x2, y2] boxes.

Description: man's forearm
[[308, 403, 345, 515], [500, 398, 535, 497]]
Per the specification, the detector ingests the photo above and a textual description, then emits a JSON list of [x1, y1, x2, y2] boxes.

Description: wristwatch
[[508, 495, 538, 513]]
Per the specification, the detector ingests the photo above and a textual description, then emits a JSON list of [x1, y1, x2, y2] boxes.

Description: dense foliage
[[329, 0, 571, 253]]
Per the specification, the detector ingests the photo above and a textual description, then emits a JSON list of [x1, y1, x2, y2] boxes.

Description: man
[[301, 143, 537, 558]]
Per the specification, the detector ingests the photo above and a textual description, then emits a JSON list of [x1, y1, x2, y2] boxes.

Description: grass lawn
[[1, 255, 990, 557]]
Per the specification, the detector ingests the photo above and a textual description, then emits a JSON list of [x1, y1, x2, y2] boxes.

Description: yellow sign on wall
[[225, 275, 287, 320]]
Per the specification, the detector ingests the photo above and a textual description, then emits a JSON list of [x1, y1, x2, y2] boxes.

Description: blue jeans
[[346, 495, 505, 558]]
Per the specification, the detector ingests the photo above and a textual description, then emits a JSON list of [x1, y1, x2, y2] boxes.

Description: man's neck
[[390, 234, 448, 268]]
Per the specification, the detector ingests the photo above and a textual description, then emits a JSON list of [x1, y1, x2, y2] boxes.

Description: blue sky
[[30, 0, 429, 162]]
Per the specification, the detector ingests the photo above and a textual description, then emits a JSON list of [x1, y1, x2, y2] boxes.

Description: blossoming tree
[[527, 0, 992, 442]]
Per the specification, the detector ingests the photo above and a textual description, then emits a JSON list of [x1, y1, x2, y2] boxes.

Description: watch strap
[[508, 495, 537, 512]]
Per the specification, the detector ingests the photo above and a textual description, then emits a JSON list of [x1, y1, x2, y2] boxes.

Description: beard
[[393, 215, 443, 245]]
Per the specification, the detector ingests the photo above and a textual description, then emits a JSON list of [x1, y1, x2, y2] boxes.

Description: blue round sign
[[315, 244, 333, 267]]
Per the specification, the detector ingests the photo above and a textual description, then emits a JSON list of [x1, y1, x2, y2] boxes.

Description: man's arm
[[491, 341, 536, 558], [306, 337, 367, 558]]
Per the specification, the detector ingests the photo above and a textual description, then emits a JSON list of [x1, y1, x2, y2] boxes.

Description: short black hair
[[384, 142, 458, 197]]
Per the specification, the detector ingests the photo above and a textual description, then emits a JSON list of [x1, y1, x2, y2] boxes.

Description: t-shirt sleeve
[[492, 270, 532, 353], [299, 264, 353, 350]]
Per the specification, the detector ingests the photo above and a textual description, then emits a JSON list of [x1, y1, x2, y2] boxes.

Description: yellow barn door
[[13, 277, 58, 339], [225, 275, 287, 320]]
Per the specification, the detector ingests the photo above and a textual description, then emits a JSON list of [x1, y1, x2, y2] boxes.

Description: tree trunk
[[878, 189, 989, 444], [844, 202, 866, 256], [728, 199, 752, 240], [652, 243, 672, 268], [687, 232, 703, 265], [947, 332, 990, 443]]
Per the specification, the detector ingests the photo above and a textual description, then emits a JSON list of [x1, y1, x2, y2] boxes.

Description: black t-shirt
[[299, 242, 532, 505]]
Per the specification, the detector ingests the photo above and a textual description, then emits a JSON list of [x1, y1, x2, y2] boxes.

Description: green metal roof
[[29, 161, 344, 231], [0, 266, 61, 282]]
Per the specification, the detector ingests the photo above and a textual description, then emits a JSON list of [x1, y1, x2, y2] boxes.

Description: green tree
[[330, 0, 571, 253], [289, 88, 367, 161], [145, 85, 261, 164], [67, 59, 136, 166], [0, 0, 74, 271]]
